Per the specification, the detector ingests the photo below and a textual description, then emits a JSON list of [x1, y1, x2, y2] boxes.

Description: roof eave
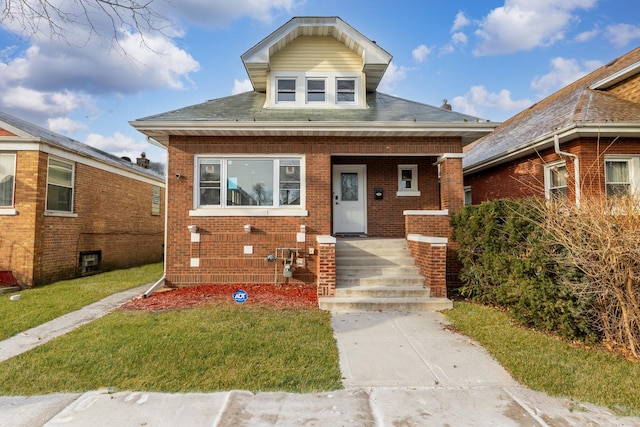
[[129, 120, 497, 146], [464, 122, 640, 174]]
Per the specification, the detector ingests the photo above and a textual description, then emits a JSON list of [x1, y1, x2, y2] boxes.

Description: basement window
[[79, 251, 102, 275]]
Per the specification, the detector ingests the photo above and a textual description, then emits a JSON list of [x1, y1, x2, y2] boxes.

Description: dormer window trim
[[270, 72, 362, 108]]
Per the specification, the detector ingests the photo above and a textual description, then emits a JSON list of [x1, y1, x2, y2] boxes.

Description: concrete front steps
[[318, 238, 453, 312]]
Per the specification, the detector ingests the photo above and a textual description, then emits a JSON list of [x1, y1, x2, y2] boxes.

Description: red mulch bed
[[121, 283, 318, 311]]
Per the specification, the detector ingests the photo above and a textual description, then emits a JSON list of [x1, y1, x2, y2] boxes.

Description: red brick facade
[[0, 150, 165, 287], [465, 138, 640, 204], [164, 135, 464, 288]]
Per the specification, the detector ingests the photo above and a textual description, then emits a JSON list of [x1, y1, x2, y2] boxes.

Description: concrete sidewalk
[[0, 289, 639, 426]]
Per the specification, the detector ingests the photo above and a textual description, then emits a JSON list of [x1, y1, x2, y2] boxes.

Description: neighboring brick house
[[464, 47, 640, 205], [130, 17, 496, 299], [0, 111, 165, 287]]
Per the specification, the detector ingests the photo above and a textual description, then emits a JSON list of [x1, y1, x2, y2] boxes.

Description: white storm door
[[333, 165, 367, 234]]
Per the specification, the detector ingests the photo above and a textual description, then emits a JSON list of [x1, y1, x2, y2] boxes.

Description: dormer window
[[270, 73, 362, 108], [277, 78, 296, 102], [337, 78, 356, 103], [306, 79, 326, 103]]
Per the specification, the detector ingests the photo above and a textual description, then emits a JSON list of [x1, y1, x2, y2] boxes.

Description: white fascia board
[[589, 61, 640, 90], [130, 120, 497, 135], [464, 122, 640, 174]]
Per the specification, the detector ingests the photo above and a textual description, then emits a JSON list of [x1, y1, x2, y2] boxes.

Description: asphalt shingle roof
[[464, 47, 640, 170], [0, 111, 163, 181], [135, 91, 488, 124]]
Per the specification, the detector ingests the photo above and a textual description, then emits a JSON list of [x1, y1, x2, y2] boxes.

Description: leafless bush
[[535, 194, 640, 359]]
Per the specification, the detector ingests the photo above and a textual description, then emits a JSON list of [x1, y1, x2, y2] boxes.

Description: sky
[[1, 0, 639, 166]]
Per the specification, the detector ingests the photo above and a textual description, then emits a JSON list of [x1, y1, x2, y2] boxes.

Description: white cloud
[[378, 62, 410, 93], [473, 0, 597, 56], [451, 85, 532, 118], [604, 23, 640, 48], [451, 32, 468, 45], [169, 0, 301, 27], [48, 117, 88, 134], [412, 45, 432, 63], [574, 27, 599, 42], [531, 57, 602, 97], [232, 79, 254, 94], [451, 11, 471, 32], [85, 132, 150, 160]]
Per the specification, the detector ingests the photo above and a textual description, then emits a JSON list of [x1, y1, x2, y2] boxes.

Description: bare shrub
[[535, 194, 640, 360]]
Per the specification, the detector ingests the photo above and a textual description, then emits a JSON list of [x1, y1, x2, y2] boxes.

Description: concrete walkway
[[1, 288, 639, 426]]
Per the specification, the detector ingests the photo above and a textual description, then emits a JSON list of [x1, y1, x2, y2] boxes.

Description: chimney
[[136, 152, 149, 169]]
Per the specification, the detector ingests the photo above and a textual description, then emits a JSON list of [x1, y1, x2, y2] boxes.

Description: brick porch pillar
[[316, 235, 336, 297], [437, 153, 465, 214]]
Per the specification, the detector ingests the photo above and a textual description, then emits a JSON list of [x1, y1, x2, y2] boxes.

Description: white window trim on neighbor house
[[396, 164, 421, 197], [270, 72, 361, 108], [604, 155, 640, 198], [0, 152, 16, 215], [544, 160, 568, 200], [44, 157, 77, 217], [190, 154, 308, 217], [464, 186, 472, 205]]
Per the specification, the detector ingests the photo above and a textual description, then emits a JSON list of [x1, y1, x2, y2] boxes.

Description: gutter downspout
[[143, 136, 168, 298], [554, 134, 580, 207]]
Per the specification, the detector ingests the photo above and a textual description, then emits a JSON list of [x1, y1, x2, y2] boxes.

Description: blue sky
[[1, 0, 639, 165]]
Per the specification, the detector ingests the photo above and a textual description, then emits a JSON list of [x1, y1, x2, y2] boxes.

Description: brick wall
[[165, 135, 462, 287], [0, 151, 40, 286], [465, 138, 640, 204], [0, 150, 164, 287]]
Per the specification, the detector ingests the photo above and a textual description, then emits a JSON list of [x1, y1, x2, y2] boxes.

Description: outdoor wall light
[[244, 224, 251, 233], [187, 225, 198, 233]]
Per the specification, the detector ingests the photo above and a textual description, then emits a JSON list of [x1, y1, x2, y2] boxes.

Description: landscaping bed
[[122, 283, 318, 311]]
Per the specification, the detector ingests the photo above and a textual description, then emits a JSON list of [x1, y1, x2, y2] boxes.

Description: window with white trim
[[603, 156, 640, 199], [196, 156, 303, 209], [270, 73, 361, 108], [46, 158, 74, 212], [605, 159, 632, 198], [464, 186, 472, 205], [544, 161, 568, 200], [306, 79, 326, 103], [151, 186, 161, 215], [276, 78, 296, 103], [397, 164, 420, 196], [0, 153, 16, 208], [336, 78, 356, 103]]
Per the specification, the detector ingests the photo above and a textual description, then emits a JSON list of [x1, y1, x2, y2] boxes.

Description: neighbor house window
[[605, 159, 631, 198], [306, 79, 326, 103], [397, 165, 420, 196], [151, 185, 161, 215], [276, 78, 296, 102], [544, 162, 568, 200], [196, 156, 303, 209], [46, 158, 74, 212], [464, 186, 472, 205], [0, 153, 16, 208], [336, 78, 356, 103]]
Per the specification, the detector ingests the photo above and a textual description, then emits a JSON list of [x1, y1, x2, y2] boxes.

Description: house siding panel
[[270, 36, 362, 72]]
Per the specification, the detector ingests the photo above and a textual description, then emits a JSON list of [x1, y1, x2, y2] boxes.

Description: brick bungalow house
[[130, 17, 496, 306], [0, 111, 165, 288], [464, 47, 640, 205]]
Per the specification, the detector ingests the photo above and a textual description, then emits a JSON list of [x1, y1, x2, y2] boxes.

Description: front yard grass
[[0, 304, 343, 395], [445, 301, 640, 417], [0, 263, 163, 341]]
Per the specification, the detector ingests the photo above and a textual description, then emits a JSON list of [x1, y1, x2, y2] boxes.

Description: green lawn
[[0, 263, 163, 341], [445, 301, 640, 417], [0, 304, 343, 395]]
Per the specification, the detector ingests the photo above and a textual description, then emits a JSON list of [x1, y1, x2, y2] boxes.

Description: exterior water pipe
[[554, 134, 580, 206]]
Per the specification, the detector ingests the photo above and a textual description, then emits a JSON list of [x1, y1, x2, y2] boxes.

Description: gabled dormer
[[241, 17, 392, 109]]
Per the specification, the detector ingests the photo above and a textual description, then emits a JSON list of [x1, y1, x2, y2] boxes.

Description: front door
[[332, 165, 367, 234]]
